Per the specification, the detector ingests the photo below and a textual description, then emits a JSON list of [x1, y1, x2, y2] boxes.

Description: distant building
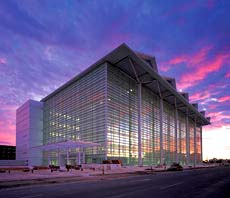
[[0, 145, 16, 160], [16, 44, 210, 167]]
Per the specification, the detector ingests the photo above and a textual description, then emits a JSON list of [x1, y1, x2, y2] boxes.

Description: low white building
[[16, 100, 43, 166]]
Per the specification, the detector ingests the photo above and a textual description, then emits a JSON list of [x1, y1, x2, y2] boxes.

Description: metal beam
[[129, 57, 140, 83], [114, 55, 129, 66], [163, 93, 174, 98], [138, 72, 149, 78], [156, 81, 162, 99], [142, 79, 156, 85], [177, 104, 187, 109]]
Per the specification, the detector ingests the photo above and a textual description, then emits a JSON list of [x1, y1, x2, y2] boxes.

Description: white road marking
[[129, 178, 152, 183], [20, 194, 43, 198], [160, 182, 184, 190]]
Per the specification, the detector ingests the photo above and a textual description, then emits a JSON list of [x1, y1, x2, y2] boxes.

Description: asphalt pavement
[[0, 166, 229, 198]]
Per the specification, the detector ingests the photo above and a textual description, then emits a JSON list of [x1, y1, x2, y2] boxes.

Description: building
[[16, 100, 43, 166], [16, 44, 210, 167], [0, 145, 16, 160]]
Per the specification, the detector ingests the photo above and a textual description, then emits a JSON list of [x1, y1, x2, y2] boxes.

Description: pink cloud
[[219, 96, 230, 103], [225, 72, 230, 78], [0, 120, 16, 145], [188, 46, 211, 65], [0, 133, 15, 146], [208, 103, 218, 110], [169, 56, 187, 65], [0, 104, 17, 146], [161, 46, 211, 72], [190, 91, 210, 102], [206, 111, 230, 126], [161, 46, 229, 89], [0, 57, 7, 64], [189, 83, 227, 113], [178, 53, 229, 89]]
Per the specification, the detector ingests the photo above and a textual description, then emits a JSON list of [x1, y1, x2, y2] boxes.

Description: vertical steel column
[[200, 126, 203, 162], [104, 63, 108, 160], [48, 154, 51, 166], [185, 109, 190, 165], [194, 118, 197, 167], [160, 98, 164, 165], [66, 148, 69, 165], [138, 83, 142, 166], [76, 149, 78, 165], [58, 148, 60, 166], [175, 108, 178, 163], [82, 149, 85, 164], [178, 118, 181, 163], [78, 147, 81, 165]]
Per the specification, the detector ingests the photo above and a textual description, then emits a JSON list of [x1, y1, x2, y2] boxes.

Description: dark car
[[167, 163, 183, 171]]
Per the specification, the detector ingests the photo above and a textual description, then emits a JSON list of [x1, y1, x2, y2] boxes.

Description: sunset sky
[[0, 0, 229, 160]]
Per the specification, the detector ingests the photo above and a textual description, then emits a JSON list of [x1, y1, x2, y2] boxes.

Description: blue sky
[[0, 0, 229, 159]]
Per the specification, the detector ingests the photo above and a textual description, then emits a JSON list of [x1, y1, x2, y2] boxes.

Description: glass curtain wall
[[162, 102, 176, 165], [196, 127, 202, 163], [142, 88, 161, 165], [189, 119, 195, 165], [178, 113, 186, 165], [43, 64, 107, 165], [107, 64, 138, 165], [42, 62, 203, 166]]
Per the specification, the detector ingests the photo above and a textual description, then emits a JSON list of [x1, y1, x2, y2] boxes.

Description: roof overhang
[[41, 43, 210, 126]]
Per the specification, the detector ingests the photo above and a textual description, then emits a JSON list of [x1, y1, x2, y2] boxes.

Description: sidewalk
[[0, 165, 215, 189]]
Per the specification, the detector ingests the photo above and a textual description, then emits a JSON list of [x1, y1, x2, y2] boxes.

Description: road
[[0, 167, 229, 198]]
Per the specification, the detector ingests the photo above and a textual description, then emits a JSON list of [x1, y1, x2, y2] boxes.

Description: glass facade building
[[16, 44, 210, 166]]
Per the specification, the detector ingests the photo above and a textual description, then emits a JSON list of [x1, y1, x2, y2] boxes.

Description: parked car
[[167, 163, 183, 171]]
